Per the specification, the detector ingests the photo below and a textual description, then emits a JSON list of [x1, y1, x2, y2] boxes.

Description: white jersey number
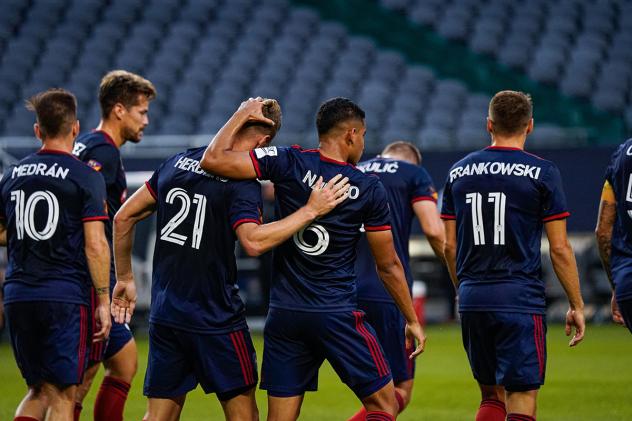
[[10, 190, 60, 241], [465, 192, 506, 246], [160, 188, 207, 249]]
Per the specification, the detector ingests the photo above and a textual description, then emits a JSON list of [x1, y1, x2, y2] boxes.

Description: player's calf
[[43, 383, 77, 421], [219, 386, 258, 421], [361, 380, 398, 416], [476, 384, 506, 421]]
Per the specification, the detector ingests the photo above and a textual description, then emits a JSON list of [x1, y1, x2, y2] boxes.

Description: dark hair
[[242, 98, 283, 139], [99, 70, 156, 118], [316, 97, 365, 135], [25, 88, 77, 139], [488, 90, 533, 136], [382, 141, 422, 165]]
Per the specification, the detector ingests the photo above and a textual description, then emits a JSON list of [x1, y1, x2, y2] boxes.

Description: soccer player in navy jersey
[[0, 89, 111, 421], [201, 97, 425, 421], [595, 138, 632, 332], [72, 70, 156, 421], [348, 141, 445, 420], [442, 91, 585, 421], [109, 99, 350, 421]]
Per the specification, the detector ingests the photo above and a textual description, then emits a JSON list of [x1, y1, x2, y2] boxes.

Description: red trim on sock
[[366, 411, 395, 421], [94, 376, 130, 421], [14, 417, 39, 421], [74, 402, 83, 421], [507, 414, 535, 421], [347, 407, 367, 421], [394, 390, 405, 413]]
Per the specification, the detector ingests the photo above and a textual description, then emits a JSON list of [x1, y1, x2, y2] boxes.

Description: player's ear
[[33, 123, 41, 141], [72, 120, 80, 138], [257, 135, 271, 148], [486, 117, 494, 134], [347, 127, 355, 146], [113, 103, 126, 120], [526, 118, 534, 135]]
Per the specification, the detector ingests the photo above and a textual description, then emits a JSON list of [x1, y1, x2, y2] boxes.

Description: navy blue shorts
[[261, 308, 392, 399], [358, 300, 414, 384], [144, 323, 257, 400], [617, 298, 632, 334], [461, 312, 546, 392], [6, 301, 90, 387], [88, 288, 133, 364]]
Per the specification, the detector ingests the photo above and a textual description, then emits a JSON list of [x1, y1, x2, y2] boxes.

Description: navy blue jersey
[[0, 150, 108, 305], [355, 157, 437, 301], [441, 146, 569, 314], [147, 147, 263, 333], [73, 130, 127, 238], [249, 145, 392, 312], [604, 139, 632, 301]]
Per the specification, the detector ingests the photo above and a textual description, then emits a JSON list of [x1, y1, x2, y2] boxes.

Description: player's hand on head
[[111, 280, 137, 325], [611, 294, 625, 325], [93, 302, 112, 343], [565, 307, 585, 347], [238, 97, 275, 127], [306, 175, 350, 217], [405, 321, 426, 359]]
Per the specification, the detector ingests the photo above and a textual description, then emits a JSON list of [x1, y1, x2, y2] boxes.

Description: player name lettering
[[302, 170, 359, 199], [12, 163, 69, 180], [449, 162, 541, 183], [358, 161, 399, 174], [174, 156, 227, 182]]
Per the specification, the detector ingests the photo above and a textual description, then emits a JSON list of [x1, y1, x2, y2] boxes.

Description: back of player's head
[[382, 141, 422, 165], [488, 91, 533, 136], [243, 98, 282, 140], [99, 70, 156, 118], [316, 97, 365, 136], [26, 88, 77, 139]]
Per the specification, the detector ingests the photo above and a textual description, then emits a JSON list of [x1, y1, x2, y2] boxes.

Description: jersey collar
[[37, 148, 77, 158], [485, 146, 523, 151], [92, 129, 119, 149]]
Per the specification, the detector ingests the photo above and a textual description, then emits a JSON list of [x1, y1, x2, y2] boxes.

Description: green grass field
[[0, 324, 630, 420]]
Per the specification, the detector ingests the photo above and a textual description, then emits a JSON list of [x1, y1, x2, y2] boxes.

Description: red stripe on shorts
[[353, 311, 389, 377], [230, 332, 250, 385], [533, 315, 544, 379], [236, 331, 254, 384]]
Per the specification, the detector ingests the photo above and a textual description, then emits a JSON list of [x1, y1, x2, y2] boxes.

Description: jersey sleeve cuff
[[411, 195, 437, 204], [232, 218, 261, 230], [440, 213, 456, 220], [365, 225, 391, 232], [145, 181, 158, 200], [249, 150, 263, 179], [542, 211, 570, 222], [82, 215, 109, 222]]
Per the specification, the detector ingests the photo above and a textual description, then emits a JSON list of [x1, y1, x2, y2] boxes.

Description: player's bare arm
[[84, 220, 112, 342], [112, 185, 157, 324], [443, 219, 459, 289], [237, 175, 350, 256], [413, 200, 446, 262], [0, 220, 6, 246], [201, 98, 275, 179], [595, 180, 624, 324], [366, 230, 426, 358], [544, 219, 585, 346]]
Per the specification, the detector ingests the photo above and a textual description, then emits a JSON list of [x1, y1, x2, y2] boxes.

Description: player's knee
[[480, 384, 505, 402], [363, 385, 398, 414]]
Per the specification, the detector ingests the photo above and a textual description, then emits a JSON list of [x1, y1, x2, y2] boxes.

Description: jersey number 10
[[160, 188, 207, 249], [10, 190, 59, 241], [465, 192, 506, 246]]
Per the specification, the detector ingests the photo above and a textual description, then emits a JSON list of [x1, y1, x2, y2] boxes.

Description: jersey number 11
[[465, 192, 506, 246]]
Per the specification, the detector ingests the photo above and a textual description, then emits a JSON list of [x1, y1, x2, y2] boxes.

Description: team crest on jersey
[[254, 146, 278, 159], [87, 159, 103, 172]]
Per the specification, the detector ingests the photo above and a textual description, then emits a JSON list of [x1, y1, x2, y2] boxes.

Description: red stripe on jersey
[[354, 311, 389, 377], [232, 218, 260, 231], [365, 225, 391, 232], [411, 196, 437, 204], [542, 211, 570, 222], [230, 332, 250, 385], [249, 150, 263, 179], [82, 215, 109, 222], [145, 181, 158, 200], [440, 214, 456, 220]]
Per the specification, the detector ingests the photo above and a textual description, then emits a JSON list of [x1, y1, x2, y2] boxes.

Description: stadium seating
[[0, 0, 590, 151], [380, 0, 632, 120]]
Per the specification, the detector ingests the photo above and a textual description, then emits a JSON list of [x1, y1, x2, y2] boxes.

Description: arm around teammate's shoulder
[[544, 219, 585, 346]]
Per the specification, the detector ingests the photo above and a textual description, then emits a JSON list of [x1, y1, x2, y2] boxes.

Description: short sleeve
[[248, 146, 291, 182], [604, 145, 621, 186], [440, 177, 456, 220], [228, 181, 263, 230], [541, 165, 570, 222], [410, 167, 438, 204], [145, 169, 159, 200], [82, 144, 120, 186], [82, 171, 109, 222], [364, 180, 392, 231]]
